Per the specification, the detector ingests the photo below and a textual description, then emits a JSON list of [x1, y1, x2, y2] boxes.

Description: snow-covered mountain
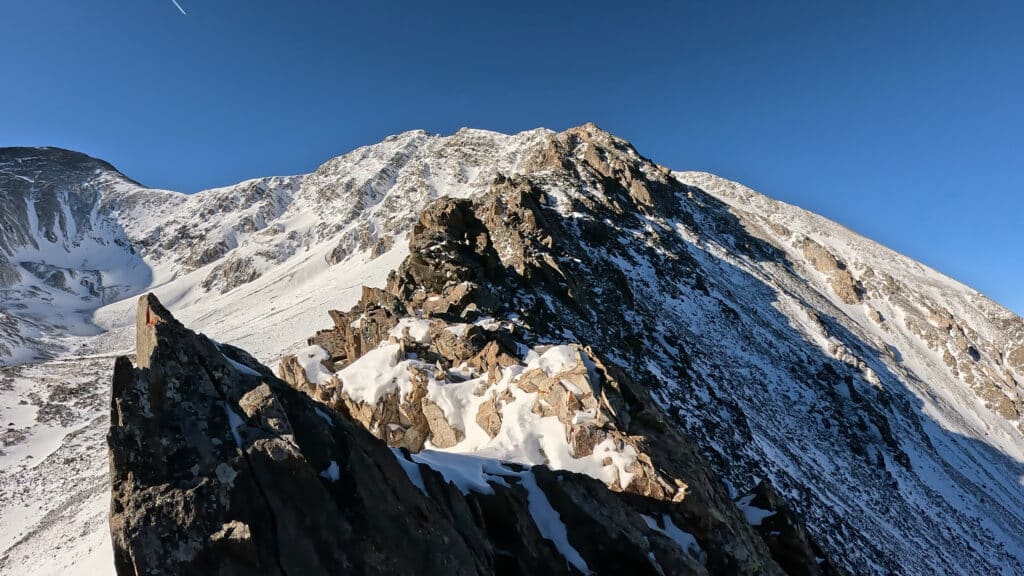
[[1, 125, 1022, 575], [0, 129, 551, 366]]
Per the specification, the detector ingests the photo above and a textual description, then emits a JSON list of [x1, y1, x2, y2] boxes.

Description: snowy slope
[[0, 128, 552, 367], [0, 148, 151, 364], [89, 128, 553, 362], [0, 128, 553, 575], [1, 126, 1022, 575], [677, 170, 1024, 455], [0, 356, 114, 576]]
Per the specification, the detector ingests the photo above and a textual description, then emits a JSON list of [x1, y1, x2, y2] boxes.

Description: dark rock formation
[[109, 294, 784, 575], [735, 481, 850, 576], [305, 286, 407, 370], [110, 294, 489, 575]]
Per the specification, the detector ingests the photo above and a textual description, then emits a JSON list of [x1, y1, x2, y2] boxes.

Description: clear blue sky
[[1, 1, 1021, 314]]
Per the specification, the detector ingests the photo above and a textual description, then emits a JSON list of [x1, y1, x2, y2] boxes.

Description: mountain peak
[[1, 126, 1023, 575], [0, 145, 129, 179]]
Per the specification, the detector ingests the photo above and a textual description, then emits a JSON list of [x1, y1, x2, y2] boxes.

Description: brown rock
[[421, 397, 463, 448], [277, 354, 318, 396], [476, 395, 503, 438], [1009, 345, 1024, 374], [798, 238, 865, 304]]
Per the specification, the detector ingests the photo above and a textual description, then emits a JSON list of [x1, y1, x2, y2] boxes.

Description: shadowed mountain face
[[1, 125, 1022, 575], [0, 147, 128, 256], [0, 148, 150, 362]]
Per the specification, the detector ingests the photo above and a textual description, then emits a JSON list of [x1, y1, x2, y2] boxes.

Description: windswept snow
[[321, 330, 640, 490]]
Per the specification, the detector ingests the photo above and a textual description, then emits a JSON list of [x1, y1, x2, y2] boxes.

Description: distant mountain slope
[[0, 125, 1022, 575], [0, 129, 551, 364], [0, 148, 149, 363]]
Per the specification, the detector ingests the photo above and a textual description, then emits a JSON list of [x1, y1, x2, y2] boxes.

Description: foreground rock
[[109, 294, 789, 575]]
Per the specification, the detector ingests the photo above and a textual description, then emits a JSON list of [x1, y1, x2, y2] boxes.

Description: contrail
[[170, 0, 187, 15]]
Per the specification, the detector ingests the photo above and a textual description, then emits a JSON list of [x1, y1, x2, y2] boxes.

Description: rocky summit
[[0, 125, 1022, 575]]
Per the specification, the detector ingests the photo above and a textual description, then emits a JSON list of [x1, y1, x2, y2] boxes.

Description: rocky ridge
[[279, 124, 1024, 574], [109, 293, 793, 575], [678, 170, 1024, 429], [0, 124, 1022, 575], [0, 129, 551, 366], [278, 262, 842, 573]]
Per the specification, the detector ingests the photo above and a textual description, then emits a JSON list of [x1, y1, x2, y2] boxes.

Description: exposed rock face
[[109, 294, 781, 575], [276, 127, 841, 575], [111, 295, 493, 575], [283, 289, 690, 500], [306, 286, 407, 369], [199, 255, 261, 294], [280, 124, 1024, 576], [734, 481, 849, 576], [797, 237, 865, 304], [1009, 345, 1024, 374]]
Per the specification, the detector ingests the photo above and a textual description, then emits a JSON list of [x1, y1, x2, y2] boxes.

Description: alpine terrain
[[1, 125, 1022, 575]]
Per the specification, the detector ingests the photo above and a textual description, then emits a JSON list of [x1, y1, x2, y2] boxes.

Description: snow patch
[[222, 403, 246, 448], [295, 345, 333, 385], [642, 514, 702, 558], [735, 494, 775, 526], [409, 450, 590, 574], [390, 448, 428, 496], [319, 460, 340, 482], [337, 343, 412, 404], [389, 318, 433, 345]]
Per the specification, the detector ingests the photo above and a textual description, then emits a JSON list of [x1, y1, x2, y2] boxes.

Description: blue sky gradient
[[1, 1, 1021, 313]]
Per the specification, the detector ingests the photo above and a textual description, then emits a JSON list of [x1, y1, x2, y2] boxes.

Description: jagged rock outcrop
[[283, 287, 687, 499], [796, 237, 865, 304], [734, 481, 849, 576], [111, 294, 490, 574], [199, 255, 261, 294], [277, 128, 841, 575], [305, 286, 407, 369], [109, 293, 785, 575]]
